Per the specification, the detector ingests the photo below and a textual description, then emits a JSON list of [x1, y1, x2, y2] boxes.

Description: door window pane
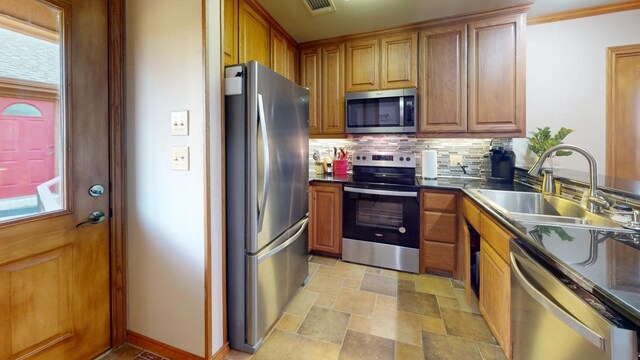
[[0, 1, 65, 222]]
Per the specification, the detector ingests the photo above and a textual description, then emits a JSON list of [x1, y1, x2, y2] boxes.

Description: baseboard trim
[[212, 343, 230, 360], [126, 330, 204, 360]]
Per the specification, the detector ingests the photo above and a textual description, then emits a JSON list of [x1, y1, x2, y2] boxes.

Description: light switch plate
[[171, 110, 189, 136], [171, 146, 190, 171], [449, 154, 463, 166]]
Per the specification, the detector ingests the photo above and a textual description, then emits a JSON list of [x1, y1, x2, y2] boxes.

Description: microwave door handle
[[257, 94, 270, 232], [399, 96, 404, 126], [510, 252, 606, 351]]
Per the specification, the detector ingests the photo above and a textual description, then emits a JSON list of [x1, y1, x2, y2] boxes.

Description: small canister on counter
[[333, 159, 348, 175], [315, 161, 325, 174]]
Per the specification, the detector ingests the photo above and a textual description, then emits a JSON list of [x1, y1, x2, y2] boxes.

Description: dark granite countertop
[[309, 173, 353, 183], [463, 188, 640, 327], [310, 173, 532, 192]]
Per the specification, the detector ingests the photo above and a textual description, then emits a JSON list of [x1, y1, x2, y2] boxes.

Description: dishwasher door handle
[[510, 252, 606, 351]]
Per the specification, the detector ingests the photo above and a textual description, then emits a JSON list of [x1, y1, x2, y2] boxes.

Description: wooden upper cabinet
[[321, 44, 345, 134], [301, 47, 322, 135], [270, 29, 286, 76], [239, 1, 270, 67], [285, 43, 297, 82], [346, 38, 379, 92], [223, 0, 238, 66], [380, 32, 417, 89], [418, 24, 467, 133], [468, 13, 525, 134]]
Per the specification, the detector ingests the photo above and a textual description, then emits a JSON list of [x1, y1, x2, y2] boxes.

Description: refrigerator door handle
[[257, 94, 270, 232], [510, 251, 606, 351], [258, 218, 308, 264]]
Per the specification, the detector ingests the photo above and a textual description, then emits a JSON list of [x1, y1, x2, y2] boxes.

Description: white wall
[[206, 0, 225, 354], [126, 0, 208, 356], [513, 9, 640, 173]]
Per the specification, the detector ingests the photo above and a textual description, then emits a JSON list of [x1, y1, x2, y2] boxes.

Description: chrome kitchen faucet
[[528, 144, 611, 214]]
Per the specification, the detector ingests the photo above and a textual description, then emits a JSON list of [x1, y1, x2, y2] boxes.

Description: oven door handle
[[344, 186, 417, 197]]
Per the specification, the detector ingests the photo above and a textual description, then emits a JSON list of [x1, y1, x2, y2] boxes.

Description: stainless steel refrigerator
[[225, 61, 309, 353]]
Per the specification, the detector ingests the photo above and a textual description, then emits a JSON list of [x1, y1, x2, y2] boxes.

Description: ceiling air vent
[[303, 0, 336, 16]]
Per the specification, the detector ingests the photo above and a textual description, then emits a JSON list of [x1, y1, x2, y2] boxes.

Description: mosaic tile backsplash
[[309, 136, 512, 177]]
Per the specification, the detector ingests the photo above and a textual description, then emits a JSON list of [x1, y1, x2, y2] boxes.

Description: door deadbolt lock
[[88, 184, 105, 197]]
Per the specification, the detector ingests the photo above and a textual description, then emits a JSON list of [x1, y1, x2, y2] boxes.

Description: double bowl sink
[[467, 189, 627, 232]]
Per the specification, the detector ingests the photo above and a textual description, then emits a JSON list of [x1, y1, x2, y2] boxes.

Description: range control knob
[[356, 156, 361, 160], [406, 157, 411, 161], [399, 157, 404, 161], [362, 156, 367, 160]]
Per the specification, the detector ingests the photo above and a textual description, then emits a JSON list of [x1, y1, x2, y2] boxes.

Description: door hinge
[[109, 208, 113, 218]]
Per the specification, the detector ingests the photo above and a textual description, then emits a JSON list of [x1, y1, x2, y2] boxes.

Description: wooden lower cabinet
[[461, 195, 513, 357], [309, 183, 342, 255], [420, 189, 457, 275], [479, 239, 511, 357], [422, 241, 455, 273]]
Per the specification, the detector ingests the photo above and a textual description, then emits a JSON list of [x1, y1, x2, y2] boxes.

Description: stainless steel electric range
[[342, 152, 420, 273]]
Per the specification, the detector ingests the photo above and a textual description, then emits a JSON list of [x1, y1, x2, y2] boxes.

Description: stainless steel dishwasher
[[510, 238, 638, 360]]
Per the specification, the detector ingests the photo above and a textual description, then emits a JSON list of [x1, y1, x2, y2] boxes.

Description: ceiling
[[257, 0, 627, 43]]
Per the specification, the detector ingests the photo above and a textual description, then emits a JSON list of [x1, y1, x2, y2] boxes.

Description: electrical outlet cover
[[171, 146, 189, 171], [449, 154, 463, 166], [171, 110, 189, 136]]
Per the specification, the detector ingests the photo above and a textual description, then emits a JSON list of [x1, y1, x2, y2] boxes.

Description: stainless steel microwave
[[345, 88, 417, 134]]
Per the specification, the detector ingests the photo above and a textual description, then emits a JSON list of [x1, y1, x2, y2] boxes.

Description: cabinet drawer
[[462, 197, 481, 230], [422, 192, 457, 213], [422, 212, 456, 243], [422, 241, 455, 273], [480, 213, 511, 263]]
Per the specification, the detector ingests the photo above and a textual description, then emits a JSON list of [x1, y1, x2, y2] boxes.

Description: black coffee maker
[[487, 145, 516, 183]]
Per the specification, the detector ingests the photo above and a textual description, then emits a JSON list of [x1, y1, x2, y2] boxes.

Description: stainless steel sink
[[468, 189, 624, 231]]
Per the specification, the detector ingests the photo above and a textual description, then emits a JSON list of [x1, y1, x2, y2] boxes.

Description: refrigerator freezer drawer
[[246, 217, 309, 350]]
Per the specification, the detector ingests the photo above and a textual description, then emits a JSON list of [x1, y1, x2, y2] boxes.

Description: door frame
[[107, 0, 127, 348], [605, 43, 640, 177]]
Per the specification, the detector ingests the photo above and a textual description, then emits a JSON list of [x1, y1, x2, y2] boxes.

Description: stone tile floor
[[226, 255, 507, 360], [98, 343, 167, 360]]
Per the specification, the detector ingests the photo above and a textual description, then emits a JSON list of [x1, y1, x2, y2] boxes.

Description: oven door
[[342, 186, 420, 248]]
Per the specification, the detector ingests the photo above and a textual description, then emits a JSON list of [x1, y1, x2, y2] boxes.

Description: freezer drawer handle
[[258, 218, 308, 264], [344, 186, 417, 198], [510, 252, 606, 351], [257, 94, 270, 232]]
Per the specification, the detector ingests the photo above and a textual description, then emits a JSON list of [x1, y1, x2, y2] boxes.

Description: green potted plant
[[527, 127, 574, 167]]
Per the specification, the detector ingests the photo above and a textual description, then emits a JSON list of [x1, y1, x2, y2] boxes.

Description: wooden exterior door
[[0, 0, 111, 359], [607, 44, 640, 180]]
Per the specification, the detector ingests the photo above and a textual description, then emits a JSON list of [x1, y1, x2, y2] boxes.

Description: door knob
[[76, 211, 106, 228]]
